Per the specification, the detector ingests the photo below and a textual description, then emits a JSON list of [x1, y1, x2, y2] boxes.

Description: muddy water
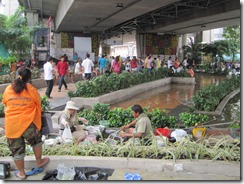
[[111, 73, 226, 112]]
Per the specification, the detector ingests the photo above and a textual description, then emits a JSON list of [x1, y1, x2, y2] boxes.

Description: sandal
[[26, 167, 43, 176], [36, 157, 50, 168], [14, 171, 27, 180]]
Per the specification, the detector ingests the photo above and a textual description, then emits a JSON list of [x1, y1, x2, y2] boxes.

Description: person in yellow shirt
[[2, 67, 50, 179], [156, 55, 162, 69]]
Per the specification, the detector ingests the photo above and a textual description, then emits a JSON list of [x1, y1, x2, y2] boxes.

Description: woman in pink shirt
[[110, 56, 121, 74]]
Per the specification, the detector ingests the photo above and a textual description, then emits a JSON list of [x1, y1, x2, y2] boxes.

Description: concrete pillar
[[195, 31, 203, 43], [136, 32, 145, 57]]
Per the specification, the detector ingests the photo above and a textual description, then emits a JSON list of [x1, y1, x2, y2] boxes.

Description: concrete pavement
[[1, 156, 241, 181], [38, 82, 76, 110]]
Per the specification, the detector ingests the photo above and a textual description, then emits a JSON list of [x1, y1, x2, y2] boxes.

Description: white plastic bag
[[56, 163, 76, 180], [171, 129, 187, 142], [62, 126, 73, 144]]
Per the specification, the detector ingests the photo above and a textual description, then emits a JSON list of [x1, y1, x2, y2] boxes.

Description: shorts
[[7, 123, 43, 160], [85, 73, 91, 80]]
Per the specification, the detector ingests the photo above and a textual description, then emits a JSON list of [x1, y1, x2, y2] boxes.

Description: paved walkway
[[38, 82, 76, 110], [2, 156, 241, 181]]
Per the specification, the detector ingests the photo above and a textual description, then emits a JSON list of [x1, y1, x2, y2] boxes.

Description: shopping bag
[[62, 126, 73, 144], [41, 113, 54, 135]]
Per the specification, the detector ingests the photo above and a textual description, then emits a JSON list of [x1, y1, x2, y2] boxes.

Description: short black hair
[[86, 53, 90, 58], [48, 56, 53, 61], [131, 104, 143, 114]]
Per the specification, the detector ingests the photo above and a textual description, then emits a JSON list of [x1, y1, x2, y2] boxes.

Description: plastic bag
[[56, 164, 76, 180], [62, 126, 73, 144], [42, 167, 114, 180], [171, 129, 187, 142], [154, 128, 171, 138]]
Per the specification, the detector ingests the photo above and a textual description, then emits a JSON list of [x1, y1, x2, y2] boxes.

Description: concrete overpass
[[18, 0, 240, 37]]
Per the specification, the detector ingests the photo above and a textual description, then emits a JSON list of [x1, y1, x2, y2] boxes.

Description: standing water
[[111, 73, 226, 112]]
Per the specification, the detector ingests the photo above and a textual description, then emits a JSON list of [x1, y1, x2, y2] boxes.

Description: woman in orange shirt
[[3, 67, 49, 179]]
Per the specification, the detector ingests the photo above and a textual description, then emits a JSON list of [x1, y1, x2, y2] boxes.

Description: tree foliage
[[182, 37, 203, 64], [202, 40, 229, 62], [222, 26, 240, 62], [0, 7, 38, 59]]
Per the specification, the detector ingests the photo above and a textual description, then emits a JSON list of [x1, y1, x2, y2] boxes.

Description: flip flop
[[36, 157, 50, 168], [14, 170, 27, 180], [25, 167, 43, 176]]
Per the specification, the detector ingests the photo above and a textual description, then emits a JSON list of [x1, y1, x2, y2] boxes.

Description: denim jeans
[[58, 75, 67, 90]]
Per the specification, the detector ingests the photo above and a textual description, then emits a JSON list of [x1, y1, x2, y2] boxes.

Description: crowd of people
[[43, 52, 197, 99]]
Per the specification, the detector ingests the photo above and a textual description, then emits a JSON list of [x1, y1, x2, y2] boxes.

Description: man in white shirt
[[43, 56, 55, 98], [82, 53, 94, 80], [167, 56, 172, 68]]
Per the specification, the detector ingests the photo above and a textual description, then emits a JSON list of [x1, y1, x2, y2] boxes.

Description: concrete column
[[136, 32, 145, 57], [55, 0, 74, 31]]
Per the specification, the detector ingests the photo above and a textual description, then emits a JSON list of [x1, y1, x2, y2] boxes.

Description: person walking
[[2, 67, 50, 179], [98, 55, 107, 75], [110, 56, 121, 74], [82, 53, 94, 81], [43, 56, 54, 98], [56, 56, 68, 92]]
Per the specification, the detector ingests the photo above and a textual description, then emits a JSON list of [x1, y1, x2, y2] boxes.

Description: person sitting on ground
[[187, 66, 195, 77], [2, 67, 50, 179], [59, 101, 88, 144], [120, 104, 154, 144]]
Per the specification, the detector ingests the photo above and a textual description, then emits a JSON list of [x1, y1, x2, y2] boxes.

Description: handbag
[[41, 113, 54, 135]]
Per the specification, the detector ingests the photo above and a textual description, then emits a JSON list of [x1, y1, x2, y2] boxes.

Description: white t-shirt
[[75, 62, 82, 74], [82, 58, 94, 73], [43, 62, 53, 80], [167, 59, 172, 68]]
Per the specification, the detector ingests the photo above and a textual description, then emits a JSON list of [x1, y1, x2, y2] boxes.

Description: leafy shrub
[[77, 103, 190, 128], [41, 96, 50, 112], [192, 76, 240, 111], [179, 113, 209, 127], [69, 68, 183, 98]]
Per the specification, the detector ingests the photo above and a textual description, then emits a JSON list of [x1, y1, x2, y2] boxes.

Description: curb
[[0, 156, 240, 177]]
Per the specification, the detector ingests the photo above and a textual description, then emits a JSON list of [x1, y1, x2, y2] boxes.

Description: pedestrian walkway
[[38, 82, 76, 110], [2, 156, 240, 181]]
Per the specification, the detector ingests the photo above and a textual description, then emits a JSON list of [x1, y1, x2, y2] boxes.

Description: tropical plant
[[182, 37, 203, 64], [41, 96, 51, 112], [0, 7, 39, 59], [222, 26, 240, 62], [202, 40, 229, 62]]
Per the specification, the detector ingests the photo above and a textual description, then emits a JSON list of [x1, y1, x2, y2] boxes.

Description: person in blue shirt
[[98, 55, 107, 75]]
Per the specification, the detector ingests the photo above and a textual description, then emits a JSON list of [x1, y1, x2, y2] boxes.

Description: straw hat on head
[[65, 101, 79, 110]]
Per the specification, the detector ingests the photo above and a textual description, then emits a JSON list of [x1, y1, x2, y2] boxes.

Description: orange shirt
[[3, 83, 42, 138]]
